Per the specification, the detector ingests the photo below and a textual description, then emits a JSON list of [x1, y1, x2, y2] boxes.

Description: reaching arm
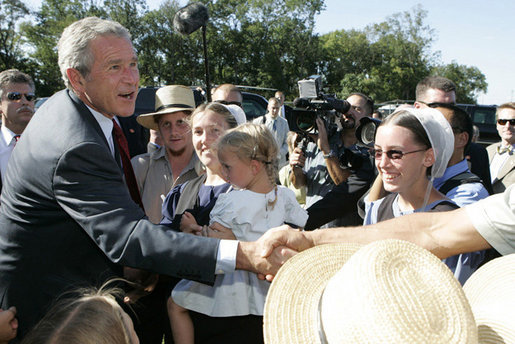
[[260, 208, 491, 261], [309, 208, 490, 259], [316, 118, 350, 185]]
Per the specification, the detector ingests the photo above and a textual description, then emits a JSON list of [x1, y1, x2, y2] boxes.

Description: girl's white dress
[[172, 186, 308, 316]]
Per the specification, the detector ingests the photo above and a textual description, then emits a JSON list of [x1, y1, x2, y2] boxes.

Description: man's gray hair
[[57, 17, 132, 89], [0, 69, 35, 99]]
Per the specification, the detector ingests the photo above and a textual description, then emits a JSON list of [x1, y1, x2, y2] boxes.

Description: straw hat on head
[[137, 85, 195, 130], [264, 239, 478, 344], [463, 254, 515, 344]]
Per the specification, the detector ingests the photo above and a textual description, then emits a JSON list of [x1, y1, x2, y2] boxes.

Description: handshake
[[237, 225, 315, 281]]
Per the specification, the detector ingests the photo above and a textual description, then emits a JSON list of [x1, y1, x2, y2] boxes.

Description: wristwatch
[[323, 150, 337, 159]]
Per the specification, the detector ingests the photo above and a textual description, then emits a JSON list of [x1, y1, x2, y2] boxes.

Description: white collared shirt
[[0, 125, 19, 182], [85, 105, 116, 156]]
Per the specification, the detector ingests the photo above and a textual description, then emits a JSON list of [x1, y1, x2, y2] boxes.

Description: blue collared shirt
[[433, 159, 490, 206]]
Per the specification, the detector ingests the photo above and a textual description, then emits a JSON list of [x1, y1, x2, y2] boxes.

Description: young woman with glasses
[[364, 108, 456, 225]]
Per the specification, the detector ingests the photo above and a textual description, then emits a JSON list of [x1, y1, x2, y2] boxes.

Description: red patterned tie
[[112, 119, 144, 210]]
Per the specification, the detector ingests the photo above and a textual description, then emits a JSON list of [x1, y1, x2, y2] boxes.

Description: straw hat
[[136, 85, 195, 130], [463, 254, 515, 344], [264, 240, 477, 344]]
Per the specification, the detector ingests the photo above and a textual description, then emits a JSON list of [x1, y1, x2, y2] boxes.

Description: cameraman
[[290, 93, 376, 228]]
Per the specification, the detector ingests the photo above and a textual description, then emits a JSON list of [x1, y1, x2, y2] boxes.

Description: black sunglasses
[[370, 148, 426, 160], [214, 100, 242, 108], [6, 92, 36, 102], [497, 119, 515, 126]]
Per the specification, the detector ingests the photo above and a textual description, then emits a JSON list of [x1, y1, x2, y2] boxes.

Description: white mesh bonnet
[[394, 107, 455, 180]]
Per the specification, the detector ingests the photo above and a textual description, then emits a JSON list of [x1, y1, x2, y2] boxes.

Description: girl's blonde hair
[[217, 123, 279, 187], [22, 282, 136, 344]]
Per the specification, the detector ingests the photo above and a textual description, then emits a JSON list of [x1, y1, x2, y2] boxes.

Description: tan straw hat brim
[[136, 85, 195, 130], [463, 254, 515, 344], [136, 107, 193, 131], [264, 240, 478, 344], [319, 239, 477, 343], [263, 243, 362, 344]]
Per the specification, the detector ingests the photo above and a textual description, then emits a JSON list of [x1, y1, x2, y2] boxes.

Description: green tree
[[432, 61, 488, 103], [205, 0, 324, 97], [0, 0, 31, 71], [342, 5, 435, 102], [20, 0, 109, 95], [21, 0, 147, 96]]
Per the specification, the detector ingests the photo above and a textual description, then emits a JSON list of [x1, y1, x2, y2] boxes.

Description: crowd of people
[[0, 16, 513, 344]]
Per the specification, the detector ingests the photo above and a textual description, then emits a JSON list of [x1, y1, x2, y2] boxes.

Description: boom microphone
[[173, 2, 209, 35], [173, 2, 212, 101]]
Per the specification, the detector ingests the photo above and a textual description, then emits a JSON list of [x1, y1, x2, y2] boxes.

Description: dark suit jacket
[[117, 114, 149, 158], [0, 90, 219, 338], [466, 142, 493, 195]]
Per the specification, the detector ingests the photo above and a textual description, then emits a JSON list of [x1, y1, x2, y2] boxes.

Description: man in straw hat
[[0, 17, 293, 340], [132, 85, 203, 224], [130, 85, 203, 343]]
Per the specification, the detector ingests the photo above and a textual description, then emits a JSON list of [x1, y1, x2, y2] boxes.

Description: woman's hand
[[180, 211, 202, 235], [204, 222, 236, 239]]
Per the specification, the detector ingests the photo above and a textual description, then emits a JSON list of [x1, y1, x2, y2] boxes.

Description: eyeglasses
[[6, 92, 36, 102], [371, 148, 426, 160], [214, 100, 242, 108], [497, 119, 515, 126]]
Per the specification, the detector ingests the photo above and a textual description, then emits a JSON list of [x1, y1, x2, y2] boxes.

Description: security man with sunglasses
[[488, 102, 515, 194], [0, 69, 35, 190]]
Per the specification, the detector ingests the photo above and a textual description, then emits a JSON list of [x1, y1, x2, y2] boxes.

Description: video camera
[[290, 75, 351, 135]]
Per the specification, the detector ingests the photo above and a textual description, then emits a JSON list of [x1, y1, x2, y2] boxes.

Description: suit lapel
[[67, 90, 110, 150], [486, 144, 497, 163], [68, 90, 124, 173]]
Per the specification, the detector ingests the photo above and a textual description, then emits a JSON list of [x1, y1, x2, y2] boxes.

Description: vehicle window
[[242, 99, 266, 120], [472, 108, 496, 125]]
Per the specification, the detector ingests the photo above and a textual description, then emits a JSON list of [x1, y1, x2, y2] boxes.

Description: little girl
[[169, 123, 308, 344]]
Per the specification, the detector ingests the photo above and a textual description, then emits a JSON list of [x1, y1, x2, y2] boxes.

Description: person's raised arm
[[367, 174, 386, 202], [289, 145, 307, 188], [316, 118, 351, 185]]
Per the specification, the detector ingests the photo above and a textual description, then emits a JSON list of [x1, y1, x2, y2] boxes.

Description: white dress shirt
[[0, 125, 18, 182]]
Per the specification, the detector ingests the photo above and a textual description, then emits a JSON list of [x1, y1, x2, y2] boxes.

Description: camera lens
[[295, 110, 317, 133], [360, 122, 377, 145]]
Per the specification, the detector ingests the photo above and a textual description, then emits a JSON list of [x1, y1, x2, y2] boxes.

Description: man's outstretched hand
[[237, 225, 314, 281]]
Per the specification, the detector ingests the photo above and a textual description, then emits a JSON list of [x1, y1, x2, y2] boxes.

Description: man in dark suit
[[0, 17, 288, 340]]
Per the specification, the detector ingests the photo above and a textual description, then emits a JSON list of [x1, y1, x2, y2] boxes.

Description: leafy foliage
[[2, 0, 488, 104]]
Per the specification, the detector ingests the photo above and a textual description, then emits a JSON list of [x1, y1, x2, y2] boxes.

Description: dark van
[[457, 104, 498, 147]]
